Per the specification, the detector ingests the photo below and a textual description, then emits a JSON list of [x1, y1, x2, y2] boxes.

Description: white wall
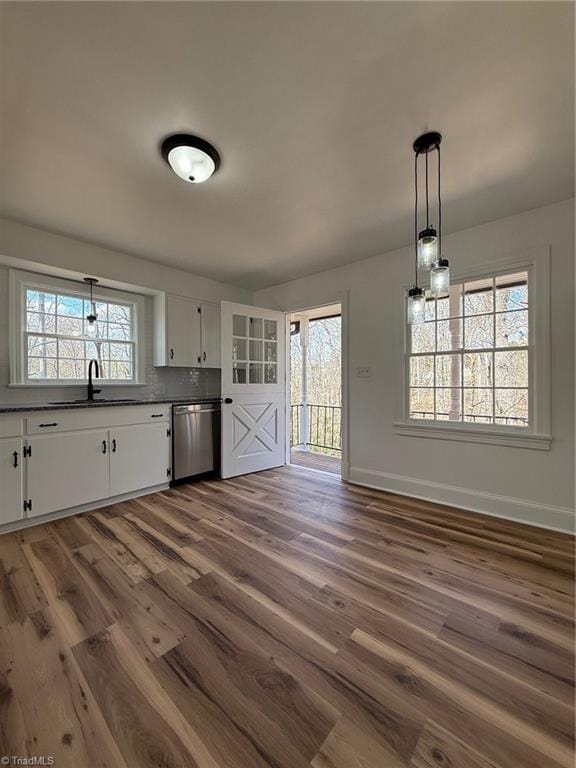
[[0, 217, 251, 403], [0, 217, 252, 303], [255, 199, 575, 532]]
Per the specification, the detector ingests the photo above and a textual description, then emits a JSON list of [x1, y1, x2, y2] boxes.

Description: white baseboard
[[348, 466, 575, 534], [0, 483, 170, 536]]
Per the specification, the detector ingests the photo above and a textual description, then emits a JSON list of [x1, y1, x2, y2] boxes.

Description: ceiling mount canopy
[[412, 131, 442, 156], [160, 133, 221, 184]]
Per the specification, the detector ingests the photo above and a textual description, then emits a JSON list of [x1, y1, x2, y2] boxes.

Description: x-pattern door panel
[[225, 394, 284, 476]]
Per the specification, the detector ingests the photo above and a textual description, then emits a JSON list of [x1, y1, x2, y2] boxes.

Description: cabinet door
[[0, 437, 24, 524], [200, 302, 221, 368], [27, 431, 109, 518], [167, 295, 202, 367], [109, 422, 170, 497]]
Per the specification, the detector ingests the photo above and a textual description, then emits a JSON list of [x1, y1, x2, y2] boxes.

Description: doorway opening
[[288, 303, 342, 476]]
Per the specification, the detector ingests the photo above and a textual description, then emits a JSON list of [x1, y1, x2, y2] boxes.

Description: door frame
[[284, 290, 349, 480]]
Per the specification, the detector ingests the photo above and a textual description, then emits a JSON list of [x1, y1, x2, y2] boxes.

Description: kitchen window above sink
[[9, 268, 146, 387]]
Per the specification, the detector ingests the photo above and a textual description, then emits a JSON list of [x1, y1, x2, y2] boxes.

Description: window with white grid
[[10, 269, 145, 385], [25, 288, 136, 381], [408, 271, 529, 427]]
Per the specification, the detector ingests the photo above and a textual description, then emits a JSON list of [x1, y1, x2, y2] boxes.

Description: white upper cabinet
[[154, 293, 220, 368], [154, 293, 202, 367], [200, 301, 221, 368]]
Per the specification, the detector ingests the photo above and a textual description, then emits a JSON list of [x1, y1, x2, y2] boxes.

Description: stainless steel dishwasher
[[172, 402, 221, 482]]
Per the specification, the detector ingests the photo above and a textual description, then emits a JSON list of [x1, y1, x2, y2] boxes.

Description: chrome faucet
[[87, 359, 102, 401]]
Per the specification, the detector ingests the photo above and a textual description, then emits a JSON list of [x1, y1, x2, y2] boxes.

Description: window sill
[[8, 381, 146, 388], [393, 421, 552, 450]]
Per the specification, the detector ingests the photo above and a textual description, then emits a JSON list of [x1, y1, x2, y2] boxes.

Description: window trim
[[9, 269, 147, 386], [394, 246, 551, 450]]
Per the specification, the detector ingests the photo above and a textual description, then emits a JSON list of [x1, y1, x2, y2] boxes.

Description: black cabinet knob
[[224, 397, 233, 404]]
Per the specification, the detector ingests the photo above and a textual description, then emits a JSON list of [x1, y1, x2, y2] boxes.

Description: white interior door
[[221, 301, 285, 478]]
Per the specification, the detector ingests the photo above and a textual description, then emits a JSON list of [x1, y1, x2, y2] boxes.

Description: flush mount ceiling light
[[407, 131, 451, 323], [160, 133, 221, 184]]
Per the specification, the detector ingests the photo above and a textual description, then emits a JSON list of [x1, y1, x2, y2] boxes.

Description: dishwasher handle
[[173, 405, 220, 415]]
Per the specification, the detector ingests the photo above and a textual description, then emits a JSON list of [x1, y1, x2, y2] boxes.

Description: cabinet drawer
[[26, 405, 170, 434], [0, 415, 24, 438]]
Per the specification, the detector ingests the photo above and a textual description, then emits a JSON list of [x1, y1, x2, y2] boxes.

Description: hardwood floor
[[290, 449, 341, 475], [0, 465, 574, 767]]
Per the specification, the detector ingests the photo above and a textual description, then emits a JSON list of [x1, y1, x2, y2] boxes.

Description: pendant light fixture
[[407, 145, 426, 324], [84, 277, 98, 329], [429, 136, 450, 296], [160, 133, 221, 184], [416, 139, 438, 270], [408, 131, 450, 315]]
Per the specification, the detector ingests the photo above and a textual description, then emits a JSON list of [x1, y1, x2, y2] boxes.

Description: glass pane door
[[231, 313, 279, 385]]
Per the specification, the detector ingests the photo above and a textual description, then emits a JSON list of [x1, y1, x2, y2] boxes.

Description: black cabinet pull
[[112, 438, 117, 453], [170, 348, 174, 360], [12, 451, 18, 468], [39, 422, 58, 428], [150, 413, 164, 418], [203, 351, 206, 362], [224, 397, 233, 404], [102, 439, 107, 454]]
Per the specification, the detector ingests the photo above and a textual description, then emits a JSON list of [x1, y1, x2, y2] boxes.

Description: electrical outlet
[[356, 366, 372, 378]]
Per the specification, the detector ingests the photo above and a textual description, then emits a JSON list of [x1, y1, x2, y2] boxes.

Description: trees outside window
[[408, 272, 529, 426]]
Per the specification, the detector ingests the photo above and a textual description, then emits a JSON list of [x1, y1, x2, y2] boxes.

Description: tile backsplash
[[0, 266, 221, 403]]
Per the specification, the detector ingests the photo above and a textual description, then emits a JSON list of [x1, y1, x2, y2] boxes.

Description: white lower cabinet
[[26, 430, 110, 518], [0, 405, 173, 529], [0, 437, 24, 524], [109, 422, 170, 497]]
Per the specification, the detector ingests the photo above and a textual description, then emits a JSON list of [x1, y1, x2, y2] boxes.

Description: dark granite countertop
[[0, 396, 222, 414]]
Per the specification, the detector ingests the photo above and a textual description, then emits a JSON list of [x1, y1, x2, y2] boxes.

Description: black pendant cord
[[437, 144, 442, 259], [425, 150, 429, 229], [414, 151, 419, 286]]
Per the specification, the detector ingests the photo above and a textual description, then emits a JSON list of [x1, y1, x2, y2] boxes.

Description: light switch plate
[[356, 366, 372, 378]]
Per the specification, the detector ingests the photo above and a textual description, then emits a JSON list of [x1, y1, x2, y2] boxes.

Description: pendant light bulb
[[417, 227, 438, 270], [430, 258, 450, 297], [407, 286, 426, 324]]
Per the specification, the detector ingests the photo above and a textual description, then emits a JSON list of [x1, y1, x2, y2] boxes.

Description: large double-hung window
[[396, 250, 551, 450], [10, 270, 145, 385], [409, 271, 529, 426]]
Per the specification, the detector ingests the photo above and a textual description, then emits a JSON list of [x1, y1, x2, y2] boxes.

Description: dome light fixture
[[160, 133, 221, 184]]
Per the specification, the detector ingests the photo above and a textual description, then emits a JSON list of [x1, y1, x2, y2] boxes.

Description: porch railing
[[290, 404, 342, 452]]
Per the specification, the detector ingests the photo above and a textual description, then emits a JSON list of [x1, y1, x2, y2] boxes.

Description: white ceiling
[[0, 2, 573, 290]]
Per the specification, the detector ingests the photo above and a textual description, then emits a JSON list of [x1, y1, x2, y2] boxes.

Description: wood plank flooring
[[290, 449, 341, 475], [0, 465, 574, 768]]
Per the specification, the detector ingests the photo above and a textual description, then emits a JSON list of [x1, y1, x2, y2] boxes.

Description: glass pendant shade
[[417, 227, 438, 270], [430, 258, 450, 297], [167, 145, 216, 184], [161, 134, 221, 184], [407, 286, 426, 324]]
